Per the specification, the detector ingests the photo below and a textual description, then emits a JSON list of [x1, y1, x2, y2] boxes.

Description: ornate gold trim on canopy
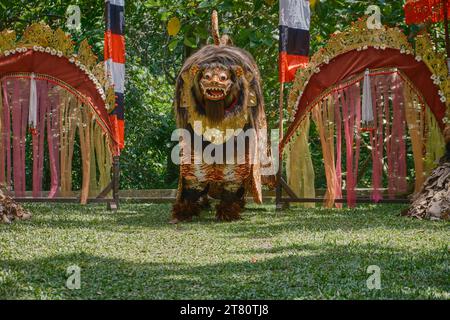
[[0, 22, 115, 111], [0, 23, 115, 204], [288, 17, 450, 125]]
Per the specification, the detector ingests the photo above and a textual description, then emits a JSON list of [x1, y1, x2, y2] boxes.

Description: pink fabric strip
[[341, 86, 356, 207], [32, 80, 50, 197], [353, 83, 361, 195], [11, 80, 25, 196], [369, 75, 384, 202], [2, 83, 11, 190], [347, 84, 361, 207], [333, 91, 342, 208], [390, 77, 399, 197], [382, 75, 395, 198], [39, 81, 48, 195], [391, 75, 407, 195], [31, 81, 41, 196], [0, 81, 5, 186], [20, 79, 30, 195], [375, 77, 385, 200], [31, 88, 40, 197], [47, 83, 60, 198]]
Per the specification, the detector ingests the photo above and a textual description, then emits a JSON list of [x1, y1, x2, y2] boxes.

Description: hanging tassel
[[28, 73, 38, 136], [361, 69, 375, 131]]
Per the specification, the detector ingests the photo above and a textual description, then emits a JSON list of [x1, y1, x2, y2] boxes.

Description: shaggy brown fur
[[171, 199, 201, 222], [175, 45, 265, 129], [204, 99, 226, 123], [215, 201, 242, 221], [172, 12, 274, 223]]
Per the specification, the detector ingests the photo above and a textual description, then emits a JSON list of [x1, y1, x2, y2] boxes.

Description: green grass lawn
[[0, 202, 448, 300]]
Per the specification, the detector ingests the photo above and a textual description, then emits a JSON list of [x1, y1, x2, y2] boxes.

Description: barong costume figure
[[171, 12, 274, 223]]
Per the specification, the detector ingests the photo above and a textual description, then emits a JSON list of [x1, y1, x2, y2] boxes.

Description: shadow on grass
[[16, 203, 173, 233], [218, 204, 449, 239], [1, 240, 448, 300], [17, 203, 447, 239]]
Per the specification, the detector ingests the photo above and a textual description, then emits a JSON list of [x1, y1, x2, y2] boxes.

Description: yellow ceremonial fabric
[[286, 114, 315, 207], [89, 118, 98, 196], [60, 92, 78, 196], [59, 90, 113, 202], [0, 85, 3, 188], [312, 96, 338, 208], [425, 107, 445, 174], [94, 123, 112, 194], [59, 91, 113, 202], [77, 105, 92, 205], [404, 85, 426, 193]]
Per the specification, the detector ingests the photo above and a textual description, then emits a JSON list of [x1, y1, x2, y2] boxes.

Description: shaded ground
[[0, 202, 448, 299]]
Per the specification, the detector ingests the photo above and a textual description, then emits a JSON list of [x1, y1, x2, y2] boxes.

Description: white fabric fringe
[[362, 69, 374, 126]]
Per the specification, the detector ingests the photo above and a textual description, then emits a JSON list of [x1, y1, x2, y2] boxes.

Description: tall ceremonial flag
[[105, 0, 125, 150], [279, 0, 311, 83]]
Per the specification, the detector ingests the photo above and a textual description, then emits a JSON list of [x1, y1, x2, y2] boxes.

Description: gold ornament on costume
[[234, 66, 244, 78], [180, 65, 250, 144]]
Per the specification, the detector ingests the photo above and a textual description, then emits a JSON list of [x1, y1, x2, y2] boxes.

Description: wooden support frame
[[97, 155, 120, 211], [276, 83, 288, 211], [274, 81, 410, 208], [275, 175, 410, 207], [13, 156, 121, 209]]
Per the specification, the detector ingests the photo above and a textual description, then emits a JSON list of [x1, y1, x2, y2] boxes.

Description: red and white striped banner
[[105, 0, 125, 150]]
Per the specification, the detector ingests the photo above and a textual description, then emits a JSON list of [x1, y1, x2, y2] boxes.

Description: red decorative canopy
[[404, 0, 450, 24], [0, 23, 118, 203]]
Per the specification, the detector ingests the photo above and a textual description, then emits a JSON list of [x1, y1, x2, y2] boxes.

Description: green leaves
[[197, 0, 211, 9], [168, 39, 179, 51], [183, 35, 197, 48]]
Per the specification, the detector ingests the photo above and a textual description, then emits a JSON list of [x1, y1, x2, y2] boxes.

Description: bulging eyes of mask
[[200, 67, 233, 101]]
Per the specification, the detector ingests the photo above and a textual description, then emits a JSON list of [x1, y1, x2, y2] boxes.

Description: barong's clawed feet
[[171, 200, 201, 224], [214, 187, 245, 222]]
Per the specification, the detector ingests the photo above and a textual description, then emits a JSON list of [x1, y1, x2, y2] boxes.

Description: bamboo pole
[[275, 82, 284, 210]]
